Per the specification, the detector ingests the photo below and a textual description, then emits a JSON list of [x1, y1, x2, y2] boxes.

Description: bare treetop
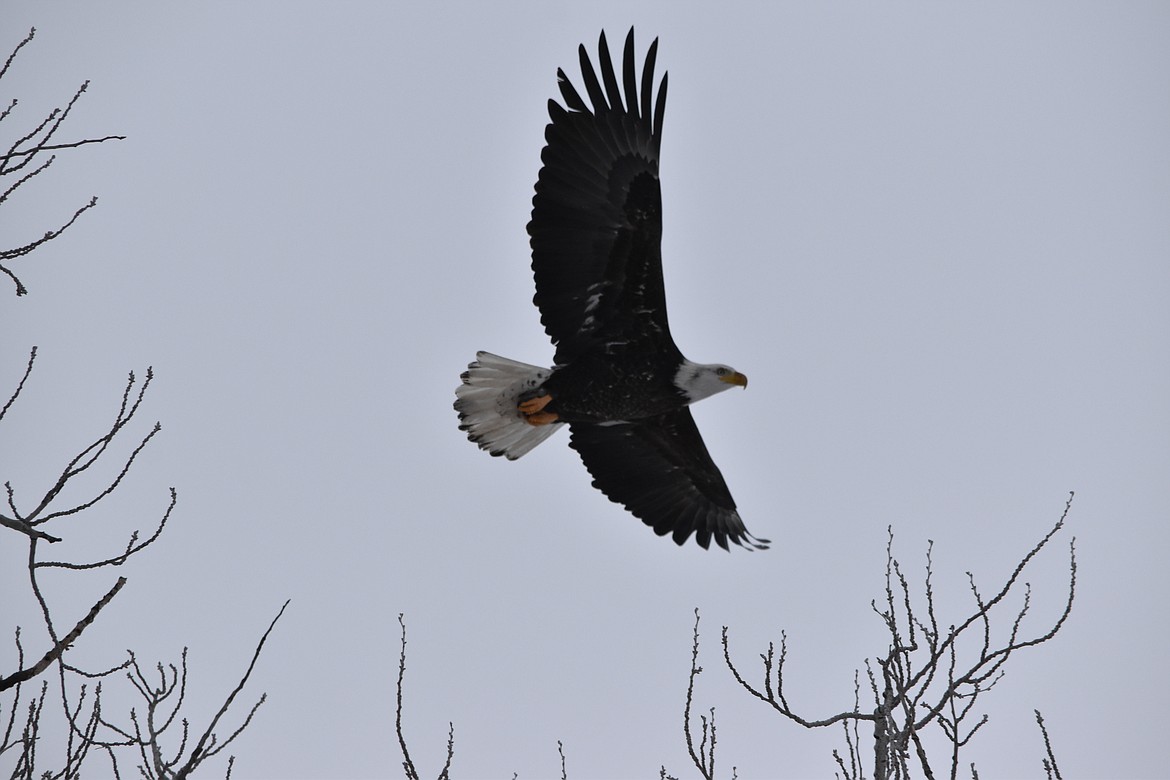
[[1, 27, 124, 297]]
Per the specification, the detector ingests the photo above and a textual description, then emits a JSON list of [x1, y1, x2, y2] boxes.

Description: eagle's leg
[[518, 392, 558, 425], [524, 410, 559, 425], [518, 392, 552, 414]]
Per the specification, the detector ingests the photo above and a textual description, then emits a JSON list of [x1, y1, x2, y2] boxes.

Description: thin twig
[[1034, 710, 1062, 780], [396, 613, 420, 780], [1, 345, 37, 422]]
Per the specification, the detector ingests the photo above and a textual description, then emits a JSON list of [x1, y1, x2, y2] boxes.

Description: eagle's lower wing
[[568, 410, 769, 550], [528, 29, 679, 365]]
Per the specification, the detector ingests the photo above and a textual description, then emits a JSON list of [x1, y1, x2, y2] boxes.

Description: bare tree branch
[[23, 366, 159, 526], [0, 135, 126, 162], [397, 613, 421, 780], [0, 27, 35, 84], [172, 599, 289, 778], [1, 341, 271, 778], [37, 487, 176, 571], [0, 346, 36, 423], [2, 28, 281, 776], [394, 613, 455, 780], [681, 608, 716, 780], [0, 577, 126, 692], [722, 495, 1076, 778], [0, 28, 124, 296], [1034, 710, 1062, 780]]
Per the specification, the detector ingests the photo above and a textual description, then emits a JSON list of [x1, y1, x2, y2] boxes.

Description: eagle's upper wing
[[568, 411, 769, 551], [528, 29, 678, 365]]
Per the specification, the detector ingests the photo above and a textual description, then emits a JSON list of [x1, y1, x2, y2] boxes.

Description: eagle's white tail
[[454, 352, 564, 460]]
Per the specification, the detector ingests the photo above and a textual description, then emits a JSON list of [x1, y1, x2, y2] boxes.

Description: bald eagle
[[455, 29, 768, 551]]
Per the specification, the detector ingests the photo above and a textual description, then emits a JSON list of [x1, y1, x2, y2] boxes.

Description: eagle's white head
[[674, 360, 748, 404]]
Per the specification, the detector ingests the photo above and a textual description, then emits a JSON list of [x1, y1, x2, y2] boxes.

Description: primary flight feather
[[455, 29, 768, 551]]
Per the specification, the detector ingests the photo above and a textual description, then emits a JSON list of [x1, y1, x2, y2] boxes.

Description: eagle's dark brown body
[[454, 30, 768, 551]]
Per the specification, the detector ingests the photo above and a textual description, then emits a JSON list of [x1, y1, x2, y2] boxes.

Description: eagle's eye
[[715, 367, 729, 377]]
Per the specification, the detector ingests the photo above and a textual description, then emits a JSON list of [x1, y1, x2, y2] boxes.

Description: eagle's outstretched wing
[[528, 29, 678, 365], [568, 411, 770, 551]]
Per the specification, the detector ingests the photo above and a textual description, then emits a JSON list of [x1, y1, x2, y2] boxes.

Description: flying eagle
[[455, 29, 768, 551]]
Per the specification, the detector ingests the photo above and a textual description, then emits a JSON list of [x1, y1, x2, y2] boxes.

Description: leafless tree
[[2, 27, 284, 777], [114, 603, 288, 780], [393, 614, 588, 780], [0, 27, 123, 297], [2, 330, 288, 780], [713, 494, 1076, 779], [389, 503, 1074, 780]]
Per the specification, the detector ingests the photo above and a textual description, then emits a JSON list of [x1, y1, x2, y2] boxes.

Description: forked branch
[[682, 608, 717, 780], [0, 27, 125, 295], [722, 495, 1076, 778], [117, 600, 289, 780], [395, 613, 455, 780]]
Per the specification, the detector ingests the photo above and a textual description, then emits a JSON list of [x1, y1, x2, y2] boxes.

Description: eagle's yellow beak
[[721, 371, 748, 389]]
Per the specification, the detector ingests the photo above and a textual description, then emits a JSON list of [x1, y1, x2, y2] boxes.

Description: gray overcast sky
[[3, 2, 1168, 777]]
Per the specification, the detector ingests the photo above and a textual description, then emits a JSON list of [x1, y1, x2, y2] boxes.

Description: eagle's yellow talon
[[523, 410, 559, 426], [518, 394, 552, 415]]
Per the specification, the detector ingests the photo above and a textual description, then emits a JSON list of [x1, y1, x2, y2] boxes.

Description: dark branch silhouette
[[2, 360, 168, 736], [111, 601, 288, 780], [0, 578, 125, 693], [1, 352, 285, 775], [0, 27, 124, 296], [720, 494, 1076, 778], [1, 135, 127, 162], [1034, 709, 1063, 780], [2, 28, 282, 776], [395, 613, 455, 780], [682, 608, 718, 780]]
